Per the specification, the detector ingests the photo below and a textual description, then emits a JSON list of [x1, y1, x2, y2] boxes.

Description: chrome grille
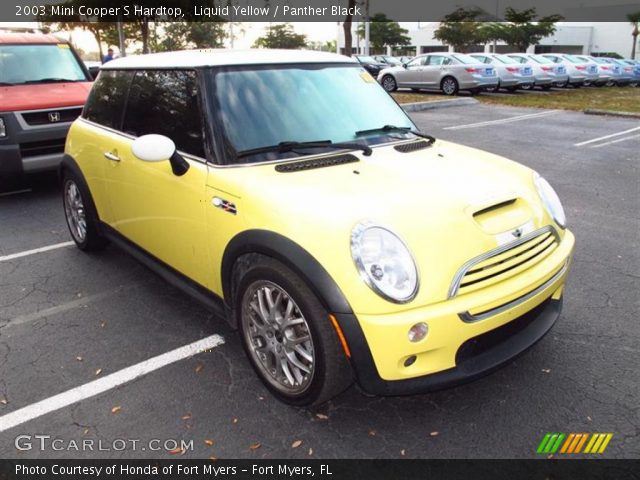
[[448, 226, 560, 298]]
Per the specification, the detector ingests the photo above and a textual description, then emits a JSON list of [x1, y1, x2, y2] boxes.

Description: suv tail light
[[575, 65, 587, 71], [541, 66, 553, 71], [601, 66, 611, 70], [465, 67, 480, 73], [506, 67, 520, 73]]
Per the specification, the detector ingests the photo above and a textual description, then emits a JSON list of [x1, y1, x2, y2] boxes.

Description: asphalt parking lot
[[0, 104, 638, 459]]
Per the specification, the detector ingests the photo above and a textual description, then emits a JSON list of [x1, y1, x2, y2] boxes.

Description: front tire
[[62, 170, 107, 251], [235, 255, 352, 406], [381, 75, 397, 92], [441, 76, 459, 96]]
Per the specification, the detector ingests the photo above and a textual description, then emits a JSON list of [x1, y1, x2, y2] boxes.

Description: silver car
[[541, 54, 598, 87], [609, 58, 634, 85], [378, 52, 498, 95], [469, 53, 535, 92], [586, 56, 624, 86], [506, 53, 569, 89]]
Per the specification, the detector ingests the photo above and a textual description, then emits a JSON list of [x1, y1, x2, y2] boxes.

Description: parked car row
[[375, 52, 640, 95]]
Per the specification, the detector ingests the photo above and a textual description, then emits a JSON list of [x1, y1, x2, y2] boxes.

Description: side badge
[[212, 196, 237, 215]]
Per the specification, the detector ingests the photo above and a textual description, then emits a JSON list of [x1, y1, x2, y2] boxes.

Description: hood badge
[[48, 112, 61, 122], [212, 196, 237, 215]]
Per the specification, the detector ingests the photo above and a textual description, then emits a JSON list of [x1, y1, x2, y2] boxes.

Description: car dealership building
[[339, 22, 639, 59]]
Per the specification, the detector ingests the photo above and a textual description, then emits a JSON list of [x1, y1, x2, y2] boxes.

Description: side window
[[407, 56, 426, 67], [470, 55, 485, 64], [83, 70, 133, 129], [123, 70, 205, 158], [428, 56, 446, 66]]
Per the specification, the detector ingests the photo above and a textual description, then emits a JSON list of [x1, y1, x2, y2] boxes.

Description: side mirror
[[402, 63, 408, 68], [131, 134, 190, 176]]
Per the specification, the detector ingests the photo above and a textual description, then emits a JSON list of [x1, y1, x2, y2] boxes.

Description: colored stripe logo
[[537, 433, 613, 454]]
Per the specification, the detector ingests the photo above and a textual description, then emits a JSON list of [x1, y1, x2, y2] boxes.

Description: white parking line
[[589, 133, 640, 149], [0, 334, 225, 433], [2, 285, 138, 331], [442, 110, 560, 130], [574, 126, 640, 147], [0, 241, 74, 262], [0, 188, 32, 197]]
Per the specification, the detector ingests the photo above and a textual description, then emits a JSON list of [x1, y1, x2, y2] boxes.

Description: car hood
[[218, 139, 558, 313], [0, 82, 92, 112]]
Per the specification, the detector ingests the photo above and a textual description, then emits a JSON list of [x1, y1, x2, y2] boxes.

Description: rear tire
[[506, 86, 518, 92], [440, 76, 459, 96], [234, 254, 353, 406], [520, 83, 533, 91], [61, 169, 107, 252], [381, 75, 397, 92], [485, 82, 500, 93]]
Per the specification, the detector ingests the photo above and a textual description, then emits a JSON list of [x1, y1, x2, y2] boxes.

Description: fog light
[[408, 322, 428, 342], [404, 355, 417, 367]]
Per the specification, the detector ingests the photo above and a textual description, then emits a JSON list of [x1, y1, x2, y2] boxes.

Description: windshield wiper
[[21, 78, 80, 84], [356, 125, 436, 144], [236, 140, 372, 159]]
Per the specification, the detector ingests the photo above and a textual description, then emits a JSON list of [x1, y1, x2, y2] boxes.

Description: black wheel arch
[[221, 230, 354, 326]]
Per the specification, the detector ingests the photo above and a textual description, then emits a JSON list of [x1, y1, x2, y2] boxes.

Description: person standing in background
[[102, 48, 115, 64]]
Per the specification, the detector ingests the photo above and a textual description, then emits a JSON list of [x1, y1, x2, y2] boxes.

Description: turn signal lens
[[408, 322, 428, 343]]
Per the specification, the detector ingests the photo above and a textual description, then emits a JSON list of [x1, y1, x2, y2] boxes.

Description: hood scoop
[[275, 154, 359, 173], [471, 197, 532, 234], [393, 140, 432, 153]]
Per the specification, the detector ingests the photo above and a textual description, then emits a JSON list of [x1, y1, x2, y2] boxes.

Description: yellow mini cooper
[[62, 49, 575, 405]]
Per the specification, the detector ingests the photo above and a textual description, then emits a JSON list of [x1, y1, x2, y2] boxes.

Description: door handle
[[104, 151, 120, 162]]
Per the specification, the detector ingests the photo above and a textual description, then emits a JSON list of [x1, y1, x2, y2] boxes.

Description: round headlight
[[534, 173, 566, 228], [351, 223, 419, 303]]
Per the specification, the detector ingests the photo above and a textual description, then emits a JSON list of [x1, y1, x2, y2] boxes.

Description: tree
[[356, 13, 410, 53], [154, 22, 227, 52], [487, 7, 563, 52], [343, 0, 356, 56], [628, 12, 640, 59], [253, 24, 307, 49], [433, 8, 489, 52], [39, 18, 118, 61]]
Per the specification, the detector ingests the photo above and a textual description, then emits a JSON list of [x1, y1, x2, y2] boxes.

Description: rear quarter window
[[83, 70, 133, 129]]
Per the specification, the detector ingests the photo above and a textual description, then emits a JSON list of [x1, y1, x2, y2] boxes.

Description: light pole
[[364, 0, 370, 55]]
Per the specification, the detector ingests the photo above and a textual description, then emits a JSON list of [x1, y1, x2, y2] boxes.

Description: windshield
[[356, 56, 377, 63], [212, 64, 416, 164], [592, 57, 610, 64], [0, 44, 87, 85], [493, 55, 519, 64], [450, 54, 479, 65]]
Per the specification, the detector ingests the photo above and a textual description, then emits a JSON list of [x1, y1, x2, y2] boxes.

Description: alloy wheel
[[442, 78, 457, 95], [63, 180, 87, 243], [382, 76, 396, 92], [241, 281, 315, 395]]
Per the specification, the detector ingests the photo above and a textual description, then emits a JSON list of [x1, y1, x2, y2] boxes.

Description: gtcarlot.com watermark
[[15, 434, 194, 453]]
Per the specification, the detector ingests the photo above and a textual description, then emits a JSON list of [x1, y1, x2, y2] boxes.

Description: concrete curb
[[584, 109, 640, 119], [401, 97, 479, 112]]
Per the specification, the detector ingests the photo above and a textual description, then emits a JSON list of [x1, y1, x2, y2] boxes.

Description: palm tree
[[629, 12, 640, 59]]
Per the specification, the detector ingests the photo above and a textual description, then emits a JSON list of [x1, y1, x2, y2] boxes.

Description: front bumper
[[0, 108, 80, 176], [339, 229, 575, 396]]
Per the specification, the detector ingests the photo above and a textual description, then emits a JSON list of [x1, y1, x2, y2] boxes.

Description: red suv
[[0, 33, 92, 178]]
